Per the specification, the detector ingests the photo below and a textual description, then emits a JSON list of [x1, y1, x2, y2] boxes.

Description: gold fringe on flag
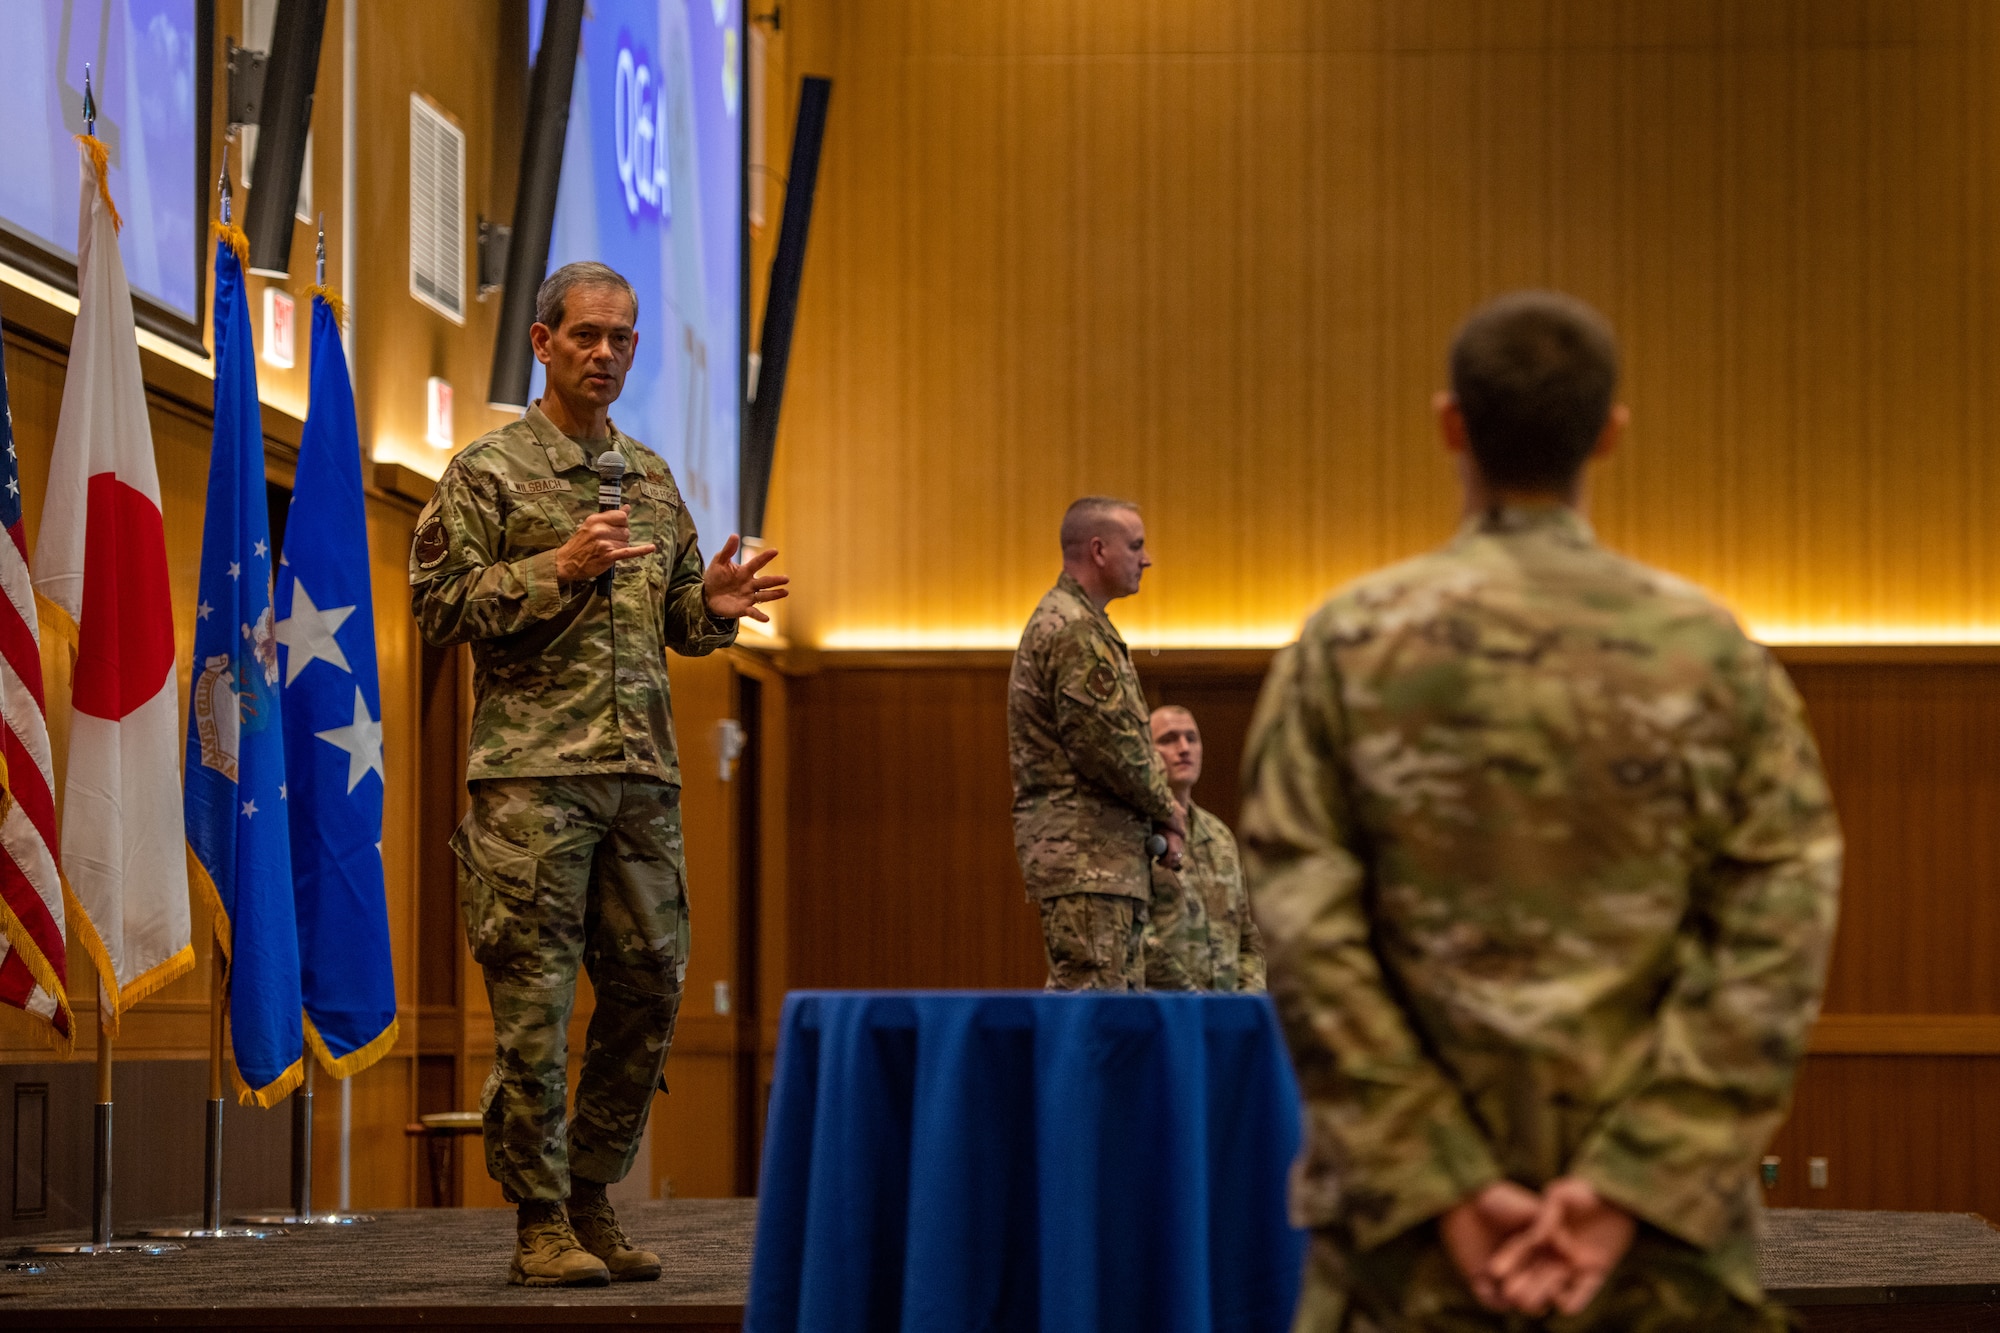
[[34, 593, 78, 660], [74, 135, 122, 234], [0, 898, 75, 1059], [307, 283, 348, 327], [211, 219, 249, 266], [233, 1052, 305, 1110], [305, 1011, 400, 1081]]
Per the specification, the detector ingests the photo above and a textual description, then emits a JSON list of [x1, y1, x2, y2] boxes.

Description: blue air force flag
[[184, 234, 303, 1107], [278, 293, 396, 1076]]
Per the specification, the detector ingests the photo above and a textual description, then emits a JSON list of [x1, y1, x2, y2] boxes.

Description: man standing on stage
[[1241, 291, 1840, 1331], [1143, 705, 1265, 993], [1009, 497, 1185, 990], [411, 262, 787, 1287]]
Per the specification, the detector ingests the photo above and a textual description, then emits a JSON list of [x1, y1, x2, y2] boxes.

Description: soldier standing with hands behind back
[[1009, 497, 1185, 990], [410, 262, 787, 1288], [1242, 291, 1840, 1331]]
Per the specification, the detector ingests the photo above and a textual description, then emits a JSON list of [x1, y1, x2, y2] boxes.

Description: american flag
[[0, 341, 69, 1048]]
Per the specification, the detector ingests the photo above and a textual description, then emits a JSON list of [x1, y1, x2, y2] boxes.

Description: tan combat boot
[[510, 1202, 611, 1287], [569, 1184, 662, 1282]]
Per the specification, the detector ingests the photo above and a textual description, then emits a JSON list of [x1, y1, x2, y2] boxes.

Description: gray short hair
[[535, 261, 639, 331], [1060, 496, 1140, 557]]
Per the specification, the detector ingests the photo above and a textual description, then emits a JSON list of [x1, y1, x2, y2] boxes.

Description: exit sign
[[426, 376, 454, 448], [262, 288, 296, 369]]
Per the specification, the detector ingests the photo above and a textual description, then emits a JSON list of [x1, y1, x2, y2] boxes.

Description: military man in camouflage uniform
[[410, 262, 787, 1287], [1144, 705, 1265, 993], [1240, 291, 1841, 1332], [1009, 497, 1186, 990]]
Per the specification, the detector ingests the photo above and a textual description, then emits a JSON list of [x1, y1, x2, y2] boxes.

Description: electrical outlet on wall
[[714, 980, 732, 1015], [1809, 1157, 1829, 1189]]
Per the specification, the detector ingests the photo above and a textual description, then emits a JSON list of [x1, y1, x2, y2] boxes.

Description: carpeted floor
[[7, 1203, 2000, 1326], [0, 1198, 753, 1324], [1763, 1208, 2000, 1304]]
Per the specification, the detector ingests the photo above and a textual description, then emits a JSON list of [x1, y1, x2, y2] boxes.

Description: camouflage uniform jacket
[[408, 404, 736, 786], [1239, 505, 1842, 1304], [1009, 572, 1178, 902], [1147, 802, 1267, 992]]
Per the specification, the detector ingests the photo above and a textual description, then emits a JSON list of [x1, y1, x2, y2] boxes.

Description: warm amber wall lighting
[[816, 624, 1311, 651], [817, 621, 2000, 652], [1750, 624, 2000, 647]]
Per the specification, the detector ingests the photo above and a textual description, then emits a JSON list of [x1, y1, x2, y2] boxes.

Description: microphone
[[1146, 833, 1168, 860], [594, 450, 626, 596]]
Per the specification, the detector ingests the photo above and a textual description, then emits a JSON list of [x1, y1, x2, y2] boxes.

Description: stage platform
[[3, 1203, 1999, 1330], [0, 1199, 753, 1331], [1765, 1208, 2000, 1331]]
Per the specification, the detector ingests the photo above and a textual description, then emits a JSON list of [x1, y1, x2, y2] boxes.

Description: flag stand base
[[16, 1240, 183, 1256], [24, 1099, 187, 1254], [233, 1068, 377, 1225]]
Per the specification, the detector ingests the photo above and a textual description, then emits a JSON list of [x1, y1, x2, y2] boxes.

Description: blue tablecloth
[[746, 991, 1307, 1333]]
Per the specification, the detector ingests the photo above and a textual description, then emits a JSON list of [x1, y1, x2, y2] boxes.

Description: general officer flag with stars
[[277, 286, 397, 1077], [184, 220, 303, 1108]]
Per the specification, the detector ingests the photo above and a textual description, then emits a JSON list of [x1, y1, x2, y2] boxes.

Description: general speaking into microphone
[[407, 261, 787, 1289], [594, 450, 625, 596]]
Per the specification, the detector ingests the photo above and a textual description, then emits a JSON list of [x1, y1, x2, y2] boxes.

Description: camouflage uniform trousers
[[453, 774, 691, 1203], [1291, 1226, 1794, 1333], [1038, 892, 1145, 991]]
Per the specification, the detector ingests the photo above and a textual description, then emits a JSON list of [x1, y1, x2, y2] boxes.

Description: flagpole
[[19, 952, 179, 1255], [207, 958, 225, 1228], [92, 1018, 112, 1244], [83, 61, 115, 1252], [338, 1074, 352, 1211], [138, 951, 280, 1239], [292, 1059, 314, 1217]]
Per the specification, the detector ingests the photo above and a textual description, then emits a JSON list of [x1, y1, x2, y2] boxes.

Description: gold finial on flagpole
[[212, 140, 247, 263], [75, 63, 121, 233], [308, 211, 346, 323]]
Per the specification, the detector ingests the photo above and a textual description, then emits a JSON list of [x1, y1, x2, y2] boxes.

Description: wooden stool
[[403, 1112, 482, 1206]]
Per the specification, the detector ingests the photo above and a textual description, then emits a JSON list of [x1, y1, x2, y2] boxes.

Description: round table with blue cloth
[[746, 990, 1307, 1333]]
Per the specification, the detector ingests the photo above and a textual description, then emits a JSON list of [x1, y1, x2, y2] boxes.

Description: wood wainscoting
[[786, 645, 2000, 1217]]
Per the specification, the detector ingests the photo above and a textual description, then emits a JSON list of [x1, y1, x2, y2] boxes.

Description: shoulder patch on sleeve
[[414, 514, 450, 571], [1085, 660, 1119, 703]]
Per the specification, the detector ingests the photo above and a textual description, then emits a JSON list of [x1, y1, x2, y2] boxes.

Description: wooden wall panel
[[781, 649, 2000, 1215], [349, 0, 527, 473], [788, 663, 1044, 990], [1791, 663, 2000, 1016], [785, 652, 2000, 1018], [767, 0, 2000, 651], [1764, 1055, 2000, 1217], [656, 653, 748, 1199]]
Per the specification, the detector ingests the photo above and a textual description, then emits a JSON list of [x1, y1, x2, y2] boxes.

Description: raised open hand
[[703, 535, 791, 623]]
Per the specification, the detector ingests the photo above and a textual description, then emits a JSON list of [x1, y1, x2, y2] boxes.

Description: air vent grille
[[409, 94, 465, 324]]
